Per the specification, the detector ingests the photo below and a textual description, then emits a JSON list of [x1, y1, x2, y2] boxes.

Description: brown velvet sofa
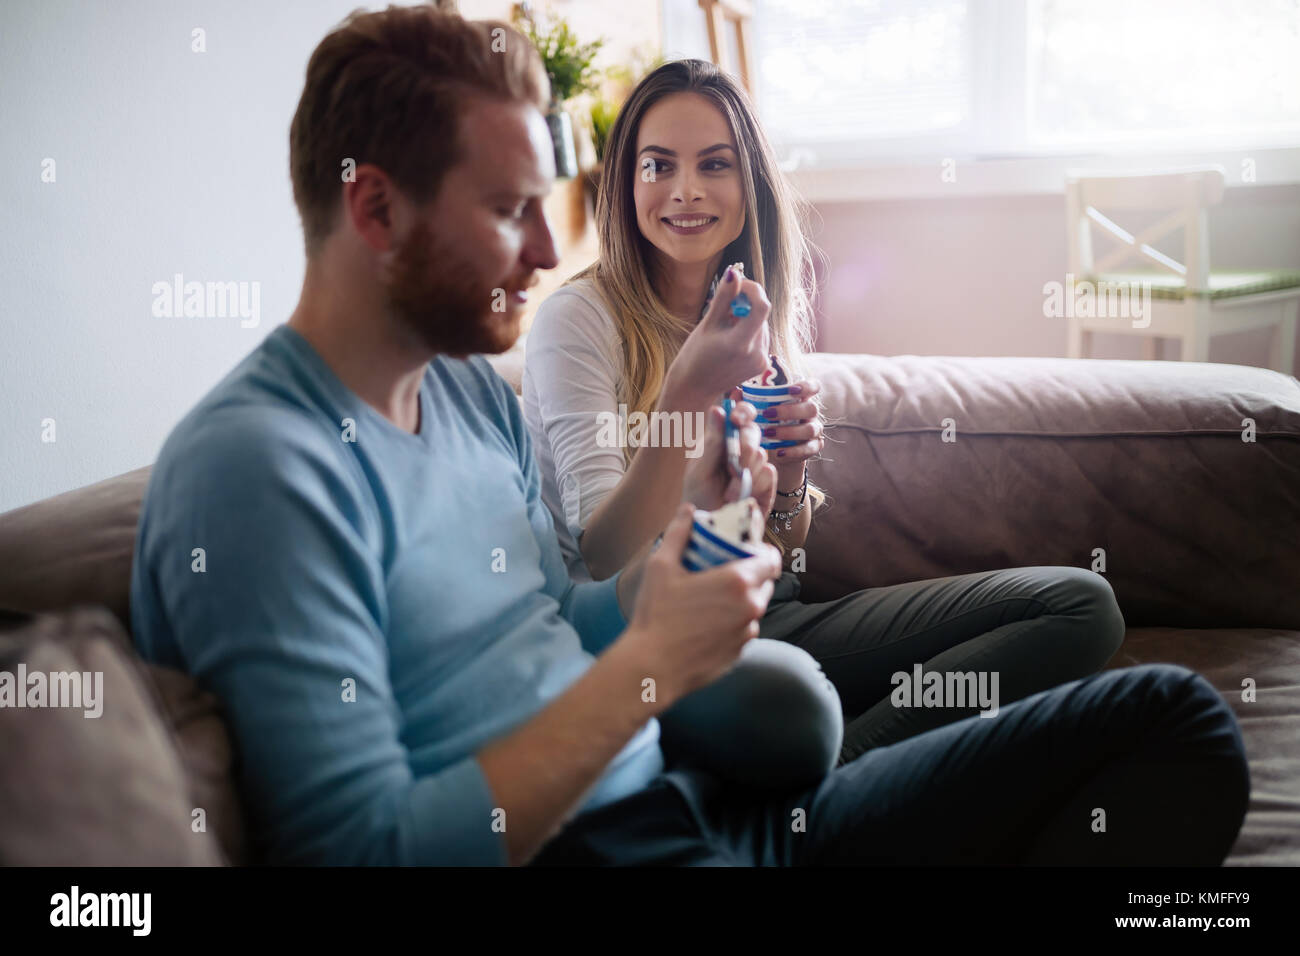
[[2, 352, 1297, 865]]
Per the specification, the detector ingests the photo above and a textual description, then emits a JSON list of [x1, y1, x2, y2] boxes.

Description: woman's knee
[[1038, 566, 1126, 664]]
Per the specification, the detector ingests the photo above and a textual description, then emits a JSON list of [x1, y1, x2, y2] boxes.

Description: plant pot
[[547, 108, 579, 181]]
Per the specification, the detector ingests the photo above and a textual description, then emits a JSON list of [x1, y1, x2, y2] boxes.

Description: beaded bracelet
[[769, 494, 808, 531]]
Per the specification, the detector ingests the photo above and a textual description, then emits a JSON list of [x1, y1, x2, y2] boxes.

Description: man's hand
[[681, 391, 779, 515], [617, 502, 783, 707]]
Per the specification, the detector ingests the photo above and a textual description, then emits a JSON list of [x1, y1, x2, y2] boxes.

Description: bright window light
[[733, 0, 1300, 165], [1027, 0, 1300, 146]]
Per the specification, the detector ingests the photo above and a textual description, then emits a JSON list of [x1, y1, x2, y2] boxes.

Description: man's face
[[383, 97, 558, 357]]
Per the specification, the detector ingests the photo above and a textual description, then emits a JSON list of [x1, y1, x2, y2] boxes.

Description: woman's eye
[[499, 203, 526, 220], [703, 159, 730, 171], [641, 158, 670, 176]]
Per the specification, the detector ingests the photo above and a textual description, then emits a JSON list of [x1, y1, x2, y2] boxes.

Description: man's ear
[[365, 190, 390, 229], [346, 163, 400, 252]]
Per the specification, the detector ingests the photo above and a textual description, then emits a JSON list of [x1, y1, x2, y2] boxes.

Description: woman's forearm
[[580, 444, 691, 580], [579, 380, 710, 580], [771, 462, 812, 562]]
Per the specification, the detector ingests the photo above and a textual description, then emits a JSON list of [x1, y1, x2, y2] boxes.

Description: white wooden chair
[[1064, 166, 1300, 373]]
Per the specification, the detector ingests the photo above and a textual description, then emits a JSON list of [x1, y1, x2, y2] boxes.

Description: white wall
[[809, 185, 1300, 364], [0, 0, 381, 512], [0, 0, 661, 514]]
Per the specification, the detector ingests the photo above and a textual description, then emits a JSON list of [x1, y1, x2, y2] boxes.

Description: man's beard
[[382, 218, 522, 357]]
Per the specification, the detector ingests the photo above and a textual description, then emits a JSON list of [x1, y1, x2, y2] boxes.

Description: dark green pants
[[657, 565, 1125, 787]]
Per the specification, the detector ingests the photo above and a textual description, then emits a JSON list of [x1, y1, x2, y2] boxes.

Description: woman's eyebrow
[[637, 143, 736, 157]]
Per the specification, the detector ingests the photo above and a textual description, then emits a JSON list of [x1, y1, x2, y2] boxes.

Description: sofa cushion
[[0, 466, 150, 632], [0, 606, 247, 865], [802, 354, 1300, 629]]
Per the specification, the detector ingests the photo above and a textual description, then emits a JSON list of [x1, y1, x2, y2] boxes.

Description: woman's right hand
[[662, 265, 772, 410]]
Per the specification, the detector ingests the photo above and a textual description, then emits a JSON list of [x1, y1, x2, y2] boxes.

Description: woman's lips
[[662, 216, 718, 236]]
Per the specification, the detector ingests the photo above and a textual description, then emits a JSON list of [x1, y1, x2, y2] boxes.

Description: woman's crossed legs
[[760, 565, 1127, 764], [656, 565, 1127, 788]]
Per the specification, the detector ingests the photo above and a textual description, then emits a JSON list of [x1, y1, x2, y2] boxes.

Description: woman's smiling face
[[633, 92, 745, 271]]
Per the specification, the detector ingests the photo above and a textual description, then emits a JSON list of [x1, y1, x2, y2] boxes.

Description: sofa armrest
[[0, 465, 151, 632], [801, 354, 1300, 628]]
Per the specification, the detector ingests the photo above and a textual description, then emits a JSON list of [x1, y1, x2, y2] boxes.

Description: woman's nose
[[671, 167, 705, 203]]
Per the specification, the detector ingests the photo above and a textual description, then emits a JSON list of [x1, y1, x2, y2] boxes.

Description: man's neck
[[288, 267, 433, 435]]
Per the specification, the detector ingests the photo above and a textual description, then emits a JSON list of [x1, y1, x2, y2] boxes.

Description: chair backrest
[[1065, 166, 1226, 289]]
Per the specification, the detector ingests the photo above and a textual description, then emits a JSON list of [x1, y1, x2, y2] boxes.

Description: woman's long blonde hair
[[570, 58, 829, 547]]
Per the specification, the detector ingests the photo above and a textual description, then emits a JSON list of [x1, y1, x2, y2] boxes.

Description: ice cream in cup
[[683, 497, 765, 571], [741, 354, 799, 450]]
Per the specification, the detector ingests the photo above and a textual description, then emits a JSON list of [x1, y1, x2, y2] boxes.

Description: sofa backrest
[[1, 355, 1297, 630], [801, 353, 1300, 629]]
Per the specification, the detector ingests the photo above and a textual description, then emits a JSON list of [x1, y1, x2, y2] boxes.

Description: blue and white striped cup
[[739, 383, 799, 450], [681, 509, 760, 572]]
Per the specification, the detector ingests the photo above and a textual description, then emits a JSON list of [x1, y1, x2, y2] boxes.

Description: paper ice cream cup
[[739, 384, 800, 449], [682, 500, 763, 572]]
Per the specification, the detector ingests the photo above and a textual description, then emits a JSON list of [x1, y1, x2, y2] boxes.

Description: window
[[1027, 0, 1300, 147], [683, 0, 1300, 166]]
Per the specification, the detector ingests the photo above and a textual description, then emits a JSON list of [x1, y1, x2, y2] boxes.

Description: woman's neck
[[654, 251, 727, 323]]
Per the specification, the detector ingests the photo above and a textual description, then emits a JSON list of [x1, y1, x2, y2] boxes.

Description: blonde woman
[[523, 59, 1125, 766]]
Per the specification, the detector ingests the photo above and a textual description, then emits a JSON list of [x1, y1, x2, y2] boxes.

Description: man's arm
[[142, 409, 678, 865], [140, 410, 526, 864], [476, 627, 663, 865], [493, 353, 652, 655], [481, 501, 781, 866]]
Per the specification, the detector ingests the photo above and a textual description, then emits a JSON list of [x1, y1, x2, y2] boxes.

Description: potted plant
[[583, 52, 666, 208], [513, 4, 604, 180], [588, 96, 619, 165]]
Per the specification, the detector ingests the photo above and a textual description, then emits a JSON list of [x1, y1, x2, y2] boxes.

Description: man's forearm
[[614, 542, 653, 619], [476, 630, 663, 866]]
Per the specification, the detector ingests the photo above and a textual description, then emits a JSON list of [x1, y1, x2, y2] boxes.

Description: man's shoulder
[[430, 353, 521, 429], [165, 397, 335, 467], [148, 408, 350, 541], [149, 343, 352, 511]]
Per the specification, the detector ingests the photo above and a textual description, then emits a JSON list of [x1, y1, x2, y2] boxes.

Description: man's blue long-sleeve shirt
[[130, 324, 664, 865]]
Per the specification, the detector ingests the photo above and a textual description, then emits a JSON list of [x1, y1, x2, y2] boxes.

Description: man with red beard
[[129, 6, 797, 866], [129, 6, 1248, 868]]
